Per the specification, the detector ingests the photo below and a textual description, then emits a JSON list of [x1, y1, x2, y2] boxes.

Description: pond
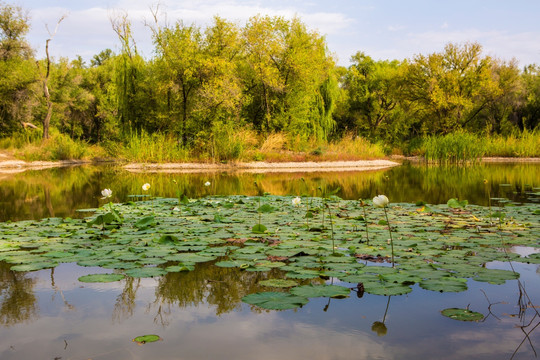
[[0, 161, 539, 360]]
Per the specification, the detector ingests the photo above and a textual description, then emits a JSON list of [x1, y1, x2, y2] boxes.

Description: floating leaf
[[473, 268, 519, 285], [242, 291, 308, 310], [420, 278, 468, 293], [290, 284, 350, 298], [78, 273, 125, 283], [125, 267, 167, 278], [133, 335, 161, 344], [441, 308, 484, 321]]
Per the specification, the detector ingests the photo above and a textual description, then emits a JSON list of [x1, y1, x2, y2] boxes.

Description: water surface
[[0, 162, 538, 359]]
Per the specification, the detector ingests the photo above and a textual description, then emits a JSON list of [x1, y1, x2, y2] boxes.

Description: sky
[[12, 0, 540, 67]]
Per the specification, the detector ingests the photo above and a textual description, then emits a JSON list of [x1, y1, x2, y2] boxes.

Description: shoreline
[[0, 155, 539, 174]]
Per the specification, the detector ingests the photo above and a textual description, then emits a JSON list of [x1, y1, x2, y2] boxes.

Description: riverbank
[[2, 152, 540, 175]]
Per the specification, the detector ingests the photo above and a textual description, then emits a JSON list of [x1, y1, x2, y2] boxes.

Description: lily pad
[[78, 273, 126, 283], [441, 308, 484, 321], [242, 291, 308, 310], [419, 277, 468, 293], [290, 284, 350, 298], [133, 334, 161, 344]]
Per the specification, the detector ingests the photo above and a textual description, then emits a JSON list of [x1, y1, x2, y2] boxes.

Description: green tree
[[339, 52, 405, 141], [0, 1, 37, 136], [241, 15, 337, 140], [520, 64, 540, 131], [151, 17, 205, 145], [402, 42, 497, 135]]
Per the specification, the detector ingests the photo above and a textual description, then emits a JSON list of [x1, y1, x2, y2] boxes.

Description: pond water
[[0, 162, 539, 360]]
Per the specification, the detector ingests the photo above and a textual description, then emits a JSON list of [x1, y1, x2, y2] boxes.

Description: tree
[[0, 2, 37, 136], [520, 64, 540, 131], [38, 15, 66, 139], [150, 13, 205, 145], [340, 52, 405, 141], [402, 42, 497, 135], [241, 15, 337, 140]]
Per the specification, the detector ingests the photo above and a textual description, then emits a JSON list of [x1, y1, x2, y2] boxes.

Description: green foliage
[[422, 132, 485, 163], [0, 2, 539, 159], [483, 129, 540, 157], [118, 130, 188, 162]]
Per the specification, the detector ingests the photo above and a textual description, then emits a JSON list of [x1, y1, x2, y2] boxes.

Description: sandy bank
[[122, 160, 400, 173]]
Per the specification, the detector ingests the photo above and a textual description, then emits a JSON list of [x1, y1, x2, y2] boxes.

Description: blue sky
[[14, 0, 540, 66]]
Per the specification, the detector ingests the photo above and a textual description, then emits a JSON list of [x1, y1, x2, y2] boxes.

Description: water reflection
[[0, 163, 539, 359], [0, 263, 37, 327], [0, 162, 538, 222]]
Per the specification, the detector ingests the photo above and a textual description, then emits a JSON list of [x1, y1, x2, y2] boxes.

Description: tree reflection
[[112, 276, 141, 324], [0, 263, 38, 327]]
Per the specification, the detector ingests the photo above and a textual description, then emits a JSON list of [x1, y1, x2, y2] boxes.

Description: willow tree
[[111, 13, 148, 134], [241, 15, 337, 140]]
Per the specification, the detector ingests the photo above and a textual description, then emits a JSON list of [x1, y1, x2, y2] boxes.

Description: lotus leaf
[[420, 277, 468, 292], [441, 308, 484, 321], [290, 284, 350, 298], [133, 335, 161, 344], [78, 273, 125, 283], [242, 291, 308, 310]]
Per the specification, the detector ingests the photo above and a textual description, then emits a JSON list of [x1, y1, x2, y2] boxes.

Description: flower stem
[[383, 206, 394, 267], [362, 205, 370, 245]]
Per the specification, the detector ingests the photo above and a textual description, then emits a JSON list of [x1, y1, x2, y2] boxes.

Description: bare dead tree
[[38, 14, 66, 140]]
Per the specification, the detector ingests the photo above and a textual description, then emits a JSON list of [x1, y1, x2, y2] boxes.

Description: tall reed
[[483, 129, 540, 157], [422, 132, 485, 163], [119, 130, 188, 163]]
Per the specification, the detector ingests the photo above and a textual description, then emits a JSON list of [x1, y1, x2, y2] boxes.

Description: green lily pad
[[364, 281, 413, 296], [125, 267, 168, 278], [441, 308, 484, 321], [420, 278, 468, 292], [242, 291, 309, 310], [78, 273, 126, 283], [290, 284, 350, 298], [10, 261, 58, 272], [473, 268, 519, 285], [133, 334, 161, 344]]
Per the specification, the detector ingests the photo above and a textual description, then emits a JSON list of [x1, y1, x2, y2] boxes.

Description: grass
[[2, 127, 537, 163], [422, 132, 486, 163], [483, 130, 540, 157], [0, 129, 102, 161], [414, 130, 540, 163]]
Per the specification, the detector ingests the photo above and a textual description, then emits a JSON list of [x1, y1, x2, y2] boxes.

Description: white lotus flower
[[292, 196, 301, 207], [204, 181, 211, 187], [101, 188, 112, 199], [373, 195, 389, 208], [142, 183, 151, 191]]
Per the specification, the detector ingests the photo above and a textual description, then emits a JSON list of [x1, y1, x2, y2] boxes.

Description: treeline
[[1, 2, 539, 160]]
